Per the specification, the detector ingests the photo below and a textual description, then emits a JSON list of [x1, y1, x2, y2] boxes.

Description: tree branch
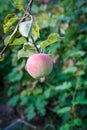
[[0, 44, 9, 58], [27, 0, 33, 11], [0, 0, 35, 58], [31, 36, 40, 53]]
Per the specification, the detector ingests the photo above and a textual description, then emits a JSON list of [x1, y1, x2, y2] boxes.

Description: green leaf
[[41, 33, 61, 48], [18, 49, 35, 59], [59, 107, 71, 114], [8, 95, 19, 106], [80, 22, 87, 32], [31, 5, 39, 14], [20, 96, 29, 106], [20, 90, 27, 98], [76, 0, 86, 7], [13, 0, 24, 10], [31, 22, 40, 38], [25, 105, 36, 121], [4, 26, 18, 45], [23, 42, 33, 50], [73, 92, 87, 105], [71, 118, 82, 126], [44, 88, 51, 99], [3, 14, 19, 33], [4, 36, 10, 45], [69, 50, 85, 58], [7, 68, 22, 83], [0, 55, 5, 62], [81, 6, 87, 13], [55, 82, 72, 91], [55, 106, 71, 114], [77, 70, 85, 76], [35, 95, 47, 116], [60, 123, 70, 130], [32, 88, 43, 96], [64, 25, 77, 43], [10, 37, 27, 46], [7, 84, 19, 96], [63, 66, 77, 74]]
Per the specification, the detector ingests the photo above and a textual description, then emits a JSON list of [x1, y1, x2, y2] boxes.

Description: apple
[[26, 53, 53, 78], [43, 0, 50, 4]]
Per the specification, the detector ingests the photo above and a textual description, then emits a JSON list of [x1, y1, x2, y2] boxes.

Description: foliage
[[0, 0, 87, 129]]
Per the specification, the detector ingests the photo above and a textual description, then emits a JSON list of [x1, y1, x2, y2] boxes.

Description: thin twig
[[31, 36, 40, 53], [0, 44, 9, 58], [21, 120, 37, 130], [27, 0, 33, 12], [0, 0, 34, 57]]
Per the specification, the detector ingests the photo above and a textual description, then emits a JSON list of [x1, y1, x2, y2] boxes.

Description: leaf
[[3, 14, 19, 33], [35, 96, 47, 116], [23, 42, 33, 50], [64, 25, 77, 43], [4, 26, 18, 45], [54, 106, 71, 114], [41, 33, 61, 48], [31, 22, 40, 38], [35, 96, 47, 109], [18, 49, 35, 59], [56, 107, 71, 114], [13, 0, 24, 10], [36, 13, 50, 28], [71, 118, 82, 126], [32, 88, 43, 96], [19, 17, 32, 37], [80, 22, 87, 32], [7, 68, 22, 83], [63, 66, 77, 74], [73, 92, 87, 105], [4, 36, 10, 45], [20, 96, 29, 106], [44, 88, 51, 98], [31, 5, 39, 14], [60, 123, 70, 130], [76, 0, 86, 7], [69, 50, 85, 58], [8, 95, 19, 106], [0, 55, 5, 62], [10, 37, 27, 45], [25, 105, 36, 121], [77, 70, 85, 76], [7, 84, 19, 96], [55, 82, 72, 91], [20, 90, 27, 98], [81, 6, 87, 13]]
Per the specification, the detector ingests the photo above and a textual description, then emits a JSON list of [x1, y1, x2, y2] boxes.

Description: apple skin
[[26, 53, 53, 78], [43, 0, 50, 4]]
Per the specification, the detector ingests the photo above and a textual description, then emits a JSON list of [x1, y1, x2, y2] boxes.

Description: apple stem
[[31, 36, 40, 53]]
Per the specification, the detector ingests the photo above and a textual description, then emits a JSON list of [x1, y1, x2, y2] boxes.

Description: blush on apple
[[26, 53, 53, 78], [43, 0, 50, 4]]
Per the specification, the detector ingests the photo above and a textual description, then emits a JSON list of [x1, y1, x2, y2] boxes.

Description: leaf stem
[[31, 36, 40, 53]]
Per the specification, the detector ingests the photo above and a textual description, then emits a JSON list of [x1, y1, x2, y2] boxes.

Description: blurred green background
[[0, 0, 87, 129]]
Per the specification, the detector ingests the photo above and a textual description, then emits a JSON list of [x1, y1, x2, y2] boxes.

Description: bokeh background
[[0, 0, 87, 129]]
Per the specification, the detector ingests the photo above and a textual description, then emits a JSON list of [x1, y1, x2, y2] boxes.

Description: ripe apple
[[43, 0, 50, 4], [26, 53, 53, 78]]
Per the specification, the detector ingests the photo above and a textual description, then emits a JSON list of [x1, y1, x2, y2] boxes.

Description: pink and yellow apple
[[26, 53, 53, 78], [43, 0, 50, 4]]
